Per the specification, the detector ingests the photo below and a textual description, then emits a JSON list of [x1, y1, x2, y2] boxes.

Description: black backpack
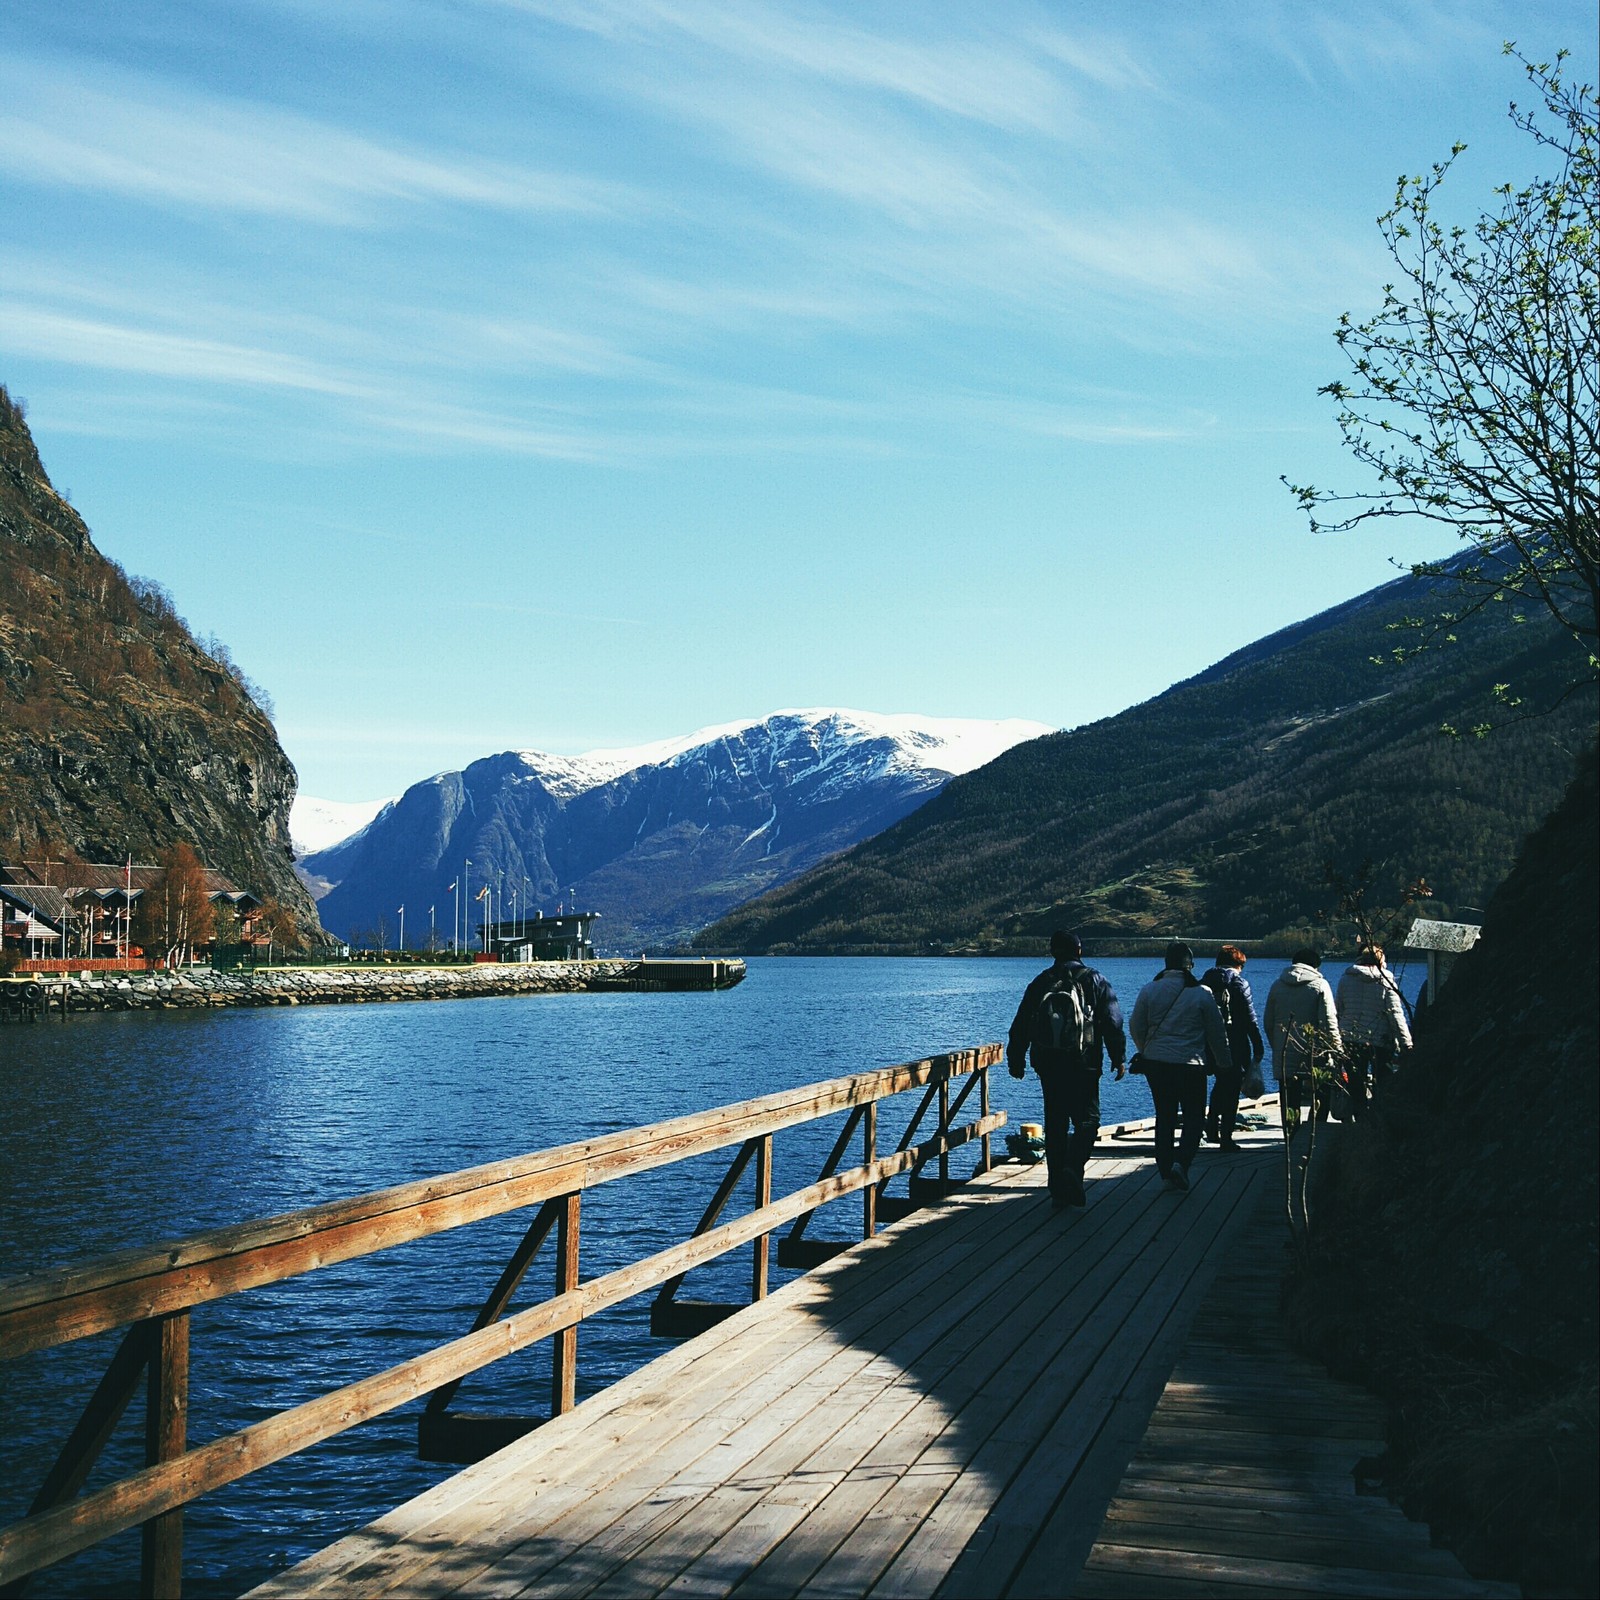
[[1031, 968, 1098, 1067], [1205, 970, 1235, 1028]]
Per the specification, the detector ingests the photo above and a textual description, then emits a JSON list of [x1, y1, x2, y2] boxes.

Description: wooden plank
[[898, 1169, 1266, 1599], [751, 1137, 771, 1303], [424, 1198, 562, 1417], [251, 1162, 1055, 1600], [1088, 1511, 1468, 1576], [0, 1045, 1003, 1355], [246, 1178, 1038, 1599], [1101, 1493, 1431, 1542], [1111, 1479, 1424, 1526], [786, 1166, 1239, 1599], [22, 1320, 151, 1516], [139, 1311, 187, 1600], [1081, 1542, 1517, 1597], [797, 1468, 957, 1599], [445, 1173, 1102, 1598], [551, 1194, 581, 1418], [0, 1114, 1007, 1590]]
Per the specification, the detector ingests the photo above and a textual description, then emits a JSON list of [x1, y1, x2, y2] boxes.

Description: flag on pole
[[476, 886, 490, 900]]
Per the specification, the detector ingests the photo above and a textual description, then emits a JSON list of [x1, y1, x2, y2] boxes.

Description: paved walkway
[[252, 1112, 1494, 1598]]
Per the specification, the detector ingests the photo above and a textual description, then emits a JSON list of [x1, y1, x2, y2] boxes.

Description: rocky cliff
[[1290, 742, 1598, 1593], [0, 385, 318, 929]]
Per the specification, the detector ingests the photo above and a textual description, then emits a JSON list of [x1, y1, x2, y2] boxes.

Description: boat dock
[[0, 1051, 1510, 1598]]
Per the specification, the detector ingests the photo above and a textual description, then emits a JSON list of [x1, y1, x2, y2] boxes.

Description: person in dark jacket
[[1007, 930, 1127, 1211], [1201, 944, 1265, 1151]]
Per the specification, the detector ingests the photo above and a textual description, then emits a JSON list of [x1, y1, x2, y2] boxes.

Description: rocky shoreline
[[30, 959, 745, 1013]]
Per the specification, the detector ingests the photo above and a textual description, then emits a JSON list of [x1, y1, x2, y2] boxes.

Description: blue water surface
[[0, 955, 1422, 1597]]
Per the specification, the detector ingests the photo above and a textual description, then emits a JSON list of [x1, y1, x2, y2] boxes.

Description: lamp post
[[398, 905, 405, 952]]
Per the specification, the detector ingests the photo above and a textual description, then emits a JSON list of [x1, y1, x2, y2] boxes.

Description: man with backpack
[[1200, 944, 1265, 1151], [1007, 929, 1127, 1211]]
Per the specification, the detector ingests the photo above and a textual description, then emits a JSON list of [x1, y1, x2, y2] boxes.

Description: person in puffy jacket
[[1130, 942, 1232, 1192], [1264, 948, 1342, 1124], [1201, 945, 1265, 1151], [1335, 944, 1412, 1118]]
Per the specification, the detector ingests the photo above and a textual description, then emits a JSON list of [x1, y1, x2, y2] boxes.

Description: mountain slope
[[0, 386, 319, 928], [303, 711, 1048, 950], [695, 571, 1595, 953]]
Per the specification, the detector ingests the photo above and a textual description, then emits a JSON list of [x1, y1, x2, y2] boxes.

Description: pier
[[0, 1052, 1508, 1598]]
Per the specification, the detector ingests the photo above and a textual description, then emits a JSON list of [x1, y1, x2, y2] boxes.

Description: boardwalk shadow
[[251, 1127, 1281, 1599]]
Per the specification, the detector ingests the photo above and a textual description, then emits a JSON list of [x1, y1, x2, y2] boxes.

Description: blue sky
[[2, 1, 1592, 800]]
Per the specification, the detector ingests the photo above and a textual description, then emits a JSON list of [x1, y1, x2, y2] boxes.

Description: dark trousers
[[1208, 1067, 1244, 1146], [1343, 1045, 1398, 1120], [1037, 1064, 1100, 1200], [1146, 1061, 1206, 1176]]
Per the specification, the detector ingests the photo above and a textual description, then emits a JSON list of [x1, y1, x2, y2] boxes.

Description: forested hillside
[[697, 569, 1595, 953], [0, 385, 318, 927]]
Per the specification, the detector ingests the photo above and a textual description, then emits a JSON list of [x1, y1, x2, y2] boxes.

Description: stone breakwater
[[51, 959, 745, 1012]]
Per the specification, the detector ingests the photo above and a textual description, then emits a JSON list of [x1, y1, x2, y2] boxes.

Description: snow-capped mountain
[[300, 709, 1051, 950], [290, 794, 396, 856]]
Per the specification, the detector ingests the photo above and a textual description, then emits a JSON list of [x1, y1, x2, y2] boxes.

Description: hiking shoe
[[1068, 1175, 1087, 1207], [1203, 1120, 1218, 1144], [1170, 1165, 1190, 1192], [1160, 1168, 1181, 1190]]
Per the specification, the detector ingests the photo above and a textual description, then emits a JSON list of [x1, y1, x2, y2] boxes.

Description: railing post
[[140, 1311, 188, 1600], [751, 1135, 772, 1301], [938, 1078, 950, 1186], [979, 1064, 992, 1176], [550, 1194, 580, 1418], [862, 1101, 877, 1239]]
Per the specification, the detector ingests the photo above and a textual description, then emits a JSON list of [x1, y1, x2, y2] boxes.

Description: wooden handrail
[[0, 1044, 1004, 1596], [0, 1046, 999, 1359]]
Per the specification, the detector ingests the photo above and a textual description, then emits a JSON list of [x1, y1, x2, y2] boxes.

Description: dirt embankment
[[1290, 742, 1598, 1595]]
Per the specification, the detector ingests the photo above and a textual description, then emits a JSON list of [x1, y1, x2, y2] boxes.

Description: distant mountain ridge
[[695, 570, 1597, 954], [301, 710, 1050, 949]]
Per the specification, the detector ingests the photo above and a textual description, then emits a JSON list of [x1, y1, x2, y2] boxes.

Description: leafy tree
[[1288, 46, 1599, 698], [135, 842, 216, 968], [256, 896, 301, 963]]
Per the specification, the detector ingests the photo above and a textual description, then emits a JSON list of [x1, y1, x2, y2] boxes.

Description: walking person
[[1130, 943, 1232, 1192], [1201, 945, 1266, 1151], [1007, 930, 1127, 1212], [1264, 948, 1342, 1126], [1335, 944, 1412, 1118]]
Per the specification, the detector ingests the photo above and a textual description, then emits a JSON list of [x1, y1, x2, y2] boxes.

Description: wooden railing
[[0, 1044, 1004, 1598]]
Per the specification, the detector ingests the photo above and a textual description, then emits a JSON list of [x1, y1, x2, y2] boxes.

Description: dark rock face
[[306, 714, 963, 950], [0, 386, 318, 930], [1291, 742, 1598, 1594]]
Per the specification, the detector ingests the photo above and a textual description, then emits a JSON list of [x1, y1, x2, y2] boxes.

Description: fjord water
[[1, 956, 1422, 1597]]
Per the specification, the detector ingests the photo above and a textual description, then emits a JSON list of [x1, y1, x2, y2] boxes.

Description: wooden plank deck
[[1072, 1189, 1518, 1600], [249, 1113, 1484, 1600]]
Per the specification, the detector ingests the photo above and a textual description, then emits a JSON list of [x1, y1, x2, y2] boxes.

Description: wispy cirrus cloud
[[0, 54, 626, 223]]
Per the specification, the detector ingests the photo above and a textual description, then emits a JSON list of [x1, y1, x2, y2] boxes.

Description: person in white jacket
[[1130, 942, 1232, 1192], [1264, 948, 1342, 1125], [1335, 945, 1413, 1118]]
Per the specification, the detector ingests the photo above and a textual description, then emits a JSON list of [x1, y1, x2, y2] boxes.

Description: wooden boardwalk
[[1075, 1203, 1516, 1599], [248, 1112, 1507, 1600]]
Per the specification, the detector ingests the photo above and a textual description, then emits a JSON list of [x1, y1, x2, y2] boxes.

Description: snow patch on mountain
[[291, 794, 396, 856], [517, 710, 1052, 799]]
